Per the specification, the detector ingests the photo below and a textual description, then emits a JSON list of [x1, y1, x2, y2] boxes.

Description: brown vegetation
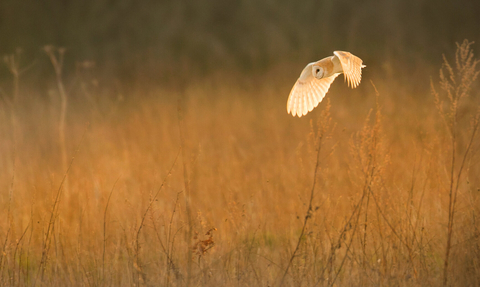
[[0, 41, 480, 286]]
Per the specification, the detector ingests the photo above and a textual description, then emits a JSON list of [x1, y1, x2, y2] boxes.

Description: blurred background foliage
[[1, 0, 480, 86]]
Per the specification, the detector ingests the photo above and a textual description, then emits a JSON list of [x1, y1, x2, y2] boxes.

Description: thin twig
[[103, 177, 120, 287], [34, 123, 88, 286], [134, 148, 181, 285]]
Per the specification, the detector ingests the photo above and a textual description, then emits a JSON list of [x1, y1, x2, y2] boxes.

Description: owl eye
[[313, 66, 323, 78]]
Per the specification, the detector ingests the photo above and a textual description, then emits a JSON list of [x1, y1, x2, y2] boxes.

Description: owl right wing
[[333, 51, 365, 88], [287, 73, 339, 117]]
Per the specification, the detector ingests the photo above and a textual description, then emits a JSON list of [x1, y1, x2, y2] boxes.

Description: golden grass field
[[1, 41, 479, 286]]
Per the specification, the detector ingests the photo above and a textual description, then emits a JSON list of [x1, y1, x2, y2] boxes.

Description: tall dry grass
[[1, 41, 479, 286]]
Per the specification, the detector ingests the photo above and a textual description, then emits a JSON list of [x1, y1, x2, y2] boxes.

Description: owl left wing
[[333, 51, 365, 88], [287, 74, 339, 117]]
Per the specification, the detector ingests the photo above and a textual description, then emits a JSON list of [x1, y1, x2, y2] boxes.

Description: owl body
[[287, 51, 365, 117]]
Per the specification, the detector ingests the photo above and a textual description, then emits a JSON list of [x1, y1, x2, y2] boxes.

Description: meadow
[[0, 41, 479, 286]]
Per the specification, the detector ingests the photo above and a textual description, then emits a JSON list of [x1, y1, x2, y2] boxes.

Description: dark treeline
[[1, 0, 480, 84]]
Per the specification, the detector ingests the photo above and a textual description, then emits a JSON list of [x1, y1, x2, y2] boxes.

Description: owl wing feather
[[333, 51, 365, 88], [287, 73, 339, 117]]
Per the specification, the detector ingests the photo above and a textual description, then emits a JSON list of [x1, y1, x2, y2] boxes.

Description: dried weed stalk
[[44, 45, 69, 193], [280, 99, 336, 286], [431, 39, 480, 286]]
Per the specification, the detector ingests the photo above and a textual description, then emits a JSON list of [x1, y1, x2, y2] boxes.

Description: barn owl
[[287, 51, 365, 117]]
